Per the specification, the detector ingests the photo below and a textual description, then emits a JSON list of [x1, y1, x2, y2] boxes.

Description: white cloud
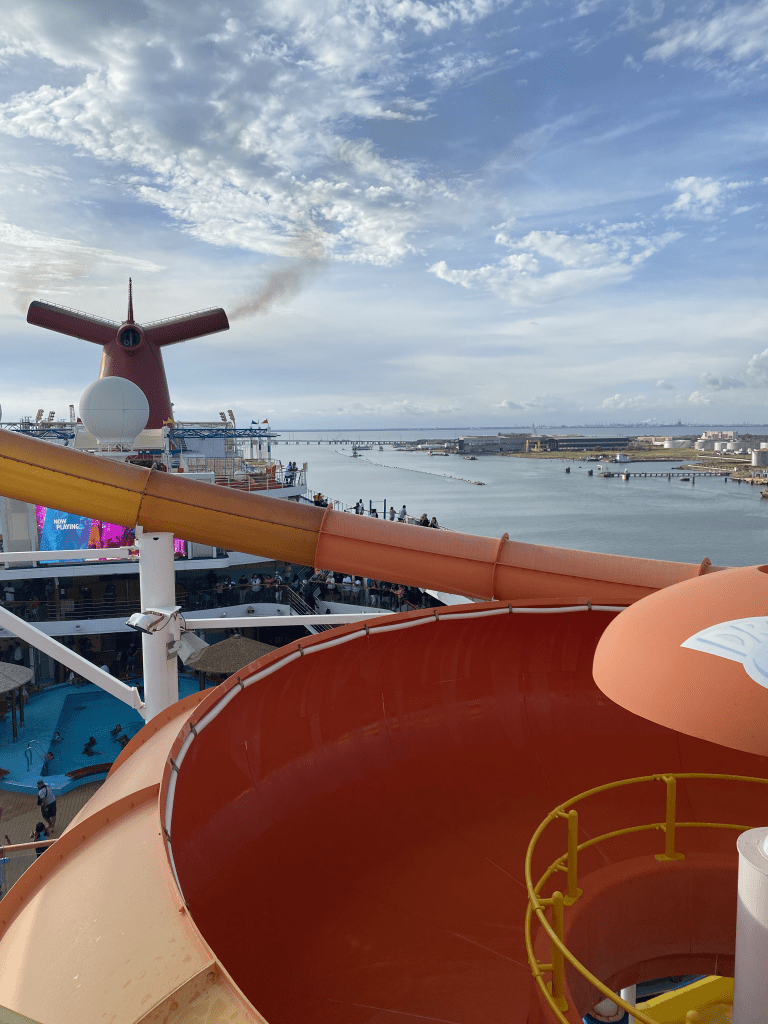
[[496, 397, 547, 410], [0, 0, 509, 267], [747, 348, 768, 385], [0, 219, 161, 312], [644, 1, 768, 75], [686, 390, 713, 405], [429, 222, 682, 307], [655, 379, 674, 389], [698, 371, 746, 391], [662, 176, 751, 220], [599, 393, 647, 410]]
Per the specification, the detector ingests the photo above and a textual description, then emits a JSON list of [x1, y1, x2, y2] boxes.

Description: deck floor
[[1, 781, 102, 895]]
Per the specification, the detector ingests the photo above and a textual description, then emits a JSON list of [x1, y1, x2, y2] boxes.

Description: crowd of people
[[299, 570, 436, 612], [349, 501, 439, 528], [0, 562, 440, 640], [310, 495, 441, 529]]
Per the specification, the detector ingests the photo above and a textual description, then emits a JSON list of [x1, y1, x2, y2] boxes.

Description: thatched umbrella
[[0, 663, 33, 741], [186, 634, 277, 689]]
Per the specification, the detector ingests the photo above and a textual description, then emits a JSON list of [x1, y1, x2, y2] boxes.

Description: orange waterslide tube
[[0, 430, 719, 603]]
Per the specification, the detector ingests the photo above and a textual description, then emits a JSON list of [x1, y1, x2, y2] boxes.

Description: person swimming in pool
[[109, 724, 122, 737]]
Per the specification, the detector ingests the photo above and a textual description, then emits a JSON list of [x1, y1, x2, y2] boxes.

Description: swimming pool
[[0, 675, 202, 794]]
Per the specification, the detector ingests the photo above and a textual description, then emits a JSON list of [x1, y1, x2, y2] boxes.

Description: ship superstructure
[[0, 286, 310, 685]]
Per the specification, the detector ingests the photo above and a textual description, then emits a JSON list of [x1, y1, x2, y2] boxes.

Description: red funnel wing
[[27, 300, 118, 345], [142, 307, 229, 347]]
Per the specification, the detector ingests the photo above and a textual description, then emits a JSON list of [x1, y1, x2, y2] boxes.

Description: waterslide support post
[[733, 826, 768, 1024], [137, 529, 179, 720], [620, 985, 636, 1024], [549, 891, 568, 1012], [655, 775, 685, 862], [565, 809, 583, 905]]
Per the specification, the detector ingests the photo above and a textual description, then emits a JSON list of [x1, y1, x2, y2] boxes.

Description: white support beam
[[136, 530, 179, 720], [2, 547, 135, 564], [734, 826, 768, 1024], [0, 605, 145, 716]]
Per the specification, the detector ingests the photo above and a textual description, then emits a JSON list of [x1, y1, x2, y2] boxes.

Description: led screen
[[36, 506, 186, 559]]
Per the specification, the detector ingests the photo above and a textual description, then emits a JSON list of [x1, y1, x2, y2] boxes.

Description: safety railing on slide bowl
[[524, 772, 768, 1024], [0, 835, 57, 901]]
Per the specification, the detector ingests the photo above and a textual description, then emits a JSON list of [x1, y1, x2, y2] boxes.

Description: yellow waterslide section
[[0, 429, 717, 604]]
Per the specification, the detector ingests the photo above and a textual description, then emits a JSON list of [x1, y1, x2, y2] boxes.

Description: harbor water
[[283, 429, 768, 569]]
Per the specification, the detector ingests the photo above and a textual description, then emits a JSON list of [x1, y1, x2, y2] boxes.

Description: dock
[[612, 471, 725, 479]]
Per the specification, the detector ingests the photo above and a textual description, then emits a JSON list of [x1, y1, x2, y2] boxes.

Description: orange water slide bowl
[[4, 602, 767, 1023]]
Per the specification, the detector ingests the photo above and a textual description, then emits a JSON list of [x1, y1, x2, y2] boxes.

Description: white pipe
[[733, 825, 768, 1024], [137, 530, 179, 720], [0, 605, 144, 713], [620, 985, 636, 1024]]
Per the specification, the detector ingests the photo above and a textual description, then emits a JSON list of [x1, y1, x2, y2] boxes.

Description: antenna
[[69, 404, 76, 423], [127, 278, 134, 324]]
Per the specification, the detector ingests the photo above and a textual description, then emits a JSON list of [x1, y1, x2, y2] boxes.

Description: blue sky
[[0, 0, 767, 427]]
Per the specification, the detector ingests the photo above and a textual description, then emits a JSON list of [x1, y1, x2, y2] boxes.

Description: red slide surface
[[167, 604, 768, 1024]]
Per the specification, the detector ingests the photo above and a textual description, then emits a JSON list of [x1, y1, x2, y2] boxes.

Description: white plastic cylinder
[[733, 825, 768, 1024], [137, 530, 179, 720], [620, 985, 636, 1024]]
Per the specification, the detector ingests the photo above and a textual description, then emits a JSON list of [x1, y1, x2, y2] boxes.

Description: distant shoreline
[[278, 425, 768, 433]]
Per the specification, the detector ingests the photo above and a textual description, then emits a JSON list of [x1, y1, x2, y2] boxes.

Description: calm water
[[280, 429, 768, 568]]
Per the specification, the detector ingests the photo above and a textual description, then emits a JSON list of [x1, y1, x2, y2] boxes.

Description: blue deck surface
[[0, 675, 202, 794]]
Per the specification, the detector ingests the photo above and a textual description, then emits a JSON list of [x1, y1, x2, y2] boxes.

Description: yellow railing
[[524, 772, 768, 1024]]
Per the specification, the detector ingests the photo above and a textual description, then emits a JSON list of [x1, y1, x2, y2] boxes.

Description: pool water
[[0, 675, 202, 794], [50, 691, 146, 774]]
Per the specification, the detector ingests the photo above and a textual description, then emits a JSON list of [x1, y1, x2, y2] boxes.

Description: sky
[[0, 0, 767, 428]]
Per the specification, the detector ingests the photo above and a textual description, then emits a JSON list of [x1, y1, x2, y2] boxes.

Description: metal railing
[[182, 457, 305, 490], [284, 588, 335, 632], [141, 306, 222, 329], [524, 772, 768, 1024], [0, 836, 57, 900]]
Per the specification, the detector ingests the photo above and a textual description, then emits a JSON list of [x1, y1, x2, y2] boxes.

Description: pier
[[607, 471, 726, 479], [276, 439, 410, 446]]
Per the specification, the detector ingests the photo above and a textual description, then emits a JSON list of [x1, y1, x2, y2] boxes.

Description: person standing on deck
[[36, 780, 56, 833], [31, 822, 49, 858], [397, 505, 407, 522]]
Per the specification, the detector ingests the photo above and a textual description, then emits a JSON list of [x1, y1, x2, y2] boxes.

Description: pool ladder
[[24, 740, 46, 772]]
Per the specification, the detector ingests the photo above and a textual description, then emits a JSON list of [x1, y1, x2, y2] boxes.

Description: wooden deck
[[0, 780, 103, 895]]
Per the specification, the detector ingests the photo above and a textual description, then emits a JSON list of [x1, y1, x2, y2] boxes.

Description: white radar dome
[[79, 377, 149, 444]]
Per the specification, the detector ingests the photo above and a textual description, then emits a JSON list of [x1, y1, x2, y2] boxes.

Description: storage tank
[[752, 451, 768, 467], [726, 442, 739, 451], [714, 442, 725, 451]]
